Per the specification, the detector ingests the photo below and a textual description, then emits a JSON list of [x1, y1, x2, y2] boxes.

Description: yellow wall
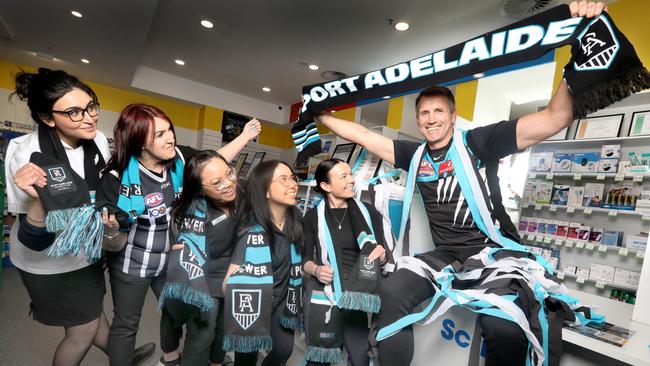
[[455, 80, 478, 121], [386, 97, 404, 129]]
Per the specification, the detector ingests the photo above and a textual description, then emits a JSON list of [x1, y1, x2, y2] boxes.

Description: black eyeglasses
[[52, 103, 100, 122]]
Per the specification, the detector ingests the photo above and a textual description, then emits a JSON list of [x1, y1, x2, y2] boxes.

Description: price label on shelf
[[527, 233, 535, 241], [598, 245, 608, 252], [596, 173, 606, 181], [536, 235, 544, 242], [633, 175, 643, 183], [546, 173, 554, 180], [555, 238, 564, 246], [534, 204, 542, 211], [528, 173, 537, 179], [615, 174, 625, 182], [576, 275, 586, 284], [619, 248, 629, 256], [636, 251, 645, 259], [523, 203, 530, 209], [576, 242, 585, 249], [584, 208, 593, 215], [544, 237, 553, 244], [557, 271, 565, 280], [573, 174, 582, 181], [549, 205, 558, 212], [595, 280, 606, 289], [642, 215, 650, 222], [565, 241, 574, 248], [567, 206, 576, 213], [608, 210, 618, 217], [586, 243, 595, 250]]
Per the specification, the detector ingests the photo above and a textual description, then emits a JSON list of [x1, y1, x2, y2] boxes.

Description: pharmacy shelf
[[527, 172, 650, 180], [522, 203, 644, 217], [521, 233, 646, 258], [560, 272, 638, 292]]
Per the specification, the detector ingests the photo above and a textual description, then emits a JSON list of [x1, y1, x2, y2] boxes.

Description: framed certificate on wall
[[234, 153, 247, 174], [629, 110, 650, 136], [246, 152, 266, 177], [574, 114, 623, 140], [331, 143, 356, 163]]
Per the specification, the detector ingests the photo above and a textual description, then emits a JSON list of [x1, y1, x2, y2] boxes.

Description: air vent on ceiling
[[321, 70, 348, 81], [500, 0, 557, 19]]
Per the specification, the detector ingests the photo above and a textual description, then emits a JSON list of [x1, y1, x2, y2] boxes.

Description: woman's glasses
[[272, 175, 298, 187], [52, 103, 100, 122], [203, 169, 237, 191]]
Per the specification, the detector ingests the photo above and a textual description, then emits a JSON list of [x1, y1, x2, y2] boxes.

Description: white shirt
[[5, 130, 111, 274]]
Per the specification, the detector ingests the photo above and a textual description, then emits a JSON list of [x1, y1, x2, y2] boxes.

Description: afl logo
[[145, 192, 163, 207], [418, 160, 434, 178]]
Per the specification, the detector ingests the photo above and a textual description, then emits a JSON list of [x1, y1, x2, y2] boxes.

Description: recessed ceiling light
[[474, 73, 485, 78], [262, 86, 271, 92], [71, 10, 83, 18], [330, 110, 336, 113], [200, 20, 214, 28], [394, 21, 410, 31], [308, 64, 319, 71], [81, 58, 90, 64], [175, 59, 185, 66], [383, 96, 390, 99]]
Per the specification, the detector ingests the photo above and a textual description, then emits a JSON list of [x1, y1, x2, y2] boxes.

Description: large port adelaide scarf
[[291, 5, 650, 165]]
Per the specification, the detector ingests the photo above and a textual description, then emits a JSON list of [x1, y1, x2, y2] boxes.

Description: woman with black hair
[[95, 103, 260, 366], [5, 68, 152, 365], [158, 150, 241, 366], [223, 160, 303, 366], [302, 158, 392, 366]]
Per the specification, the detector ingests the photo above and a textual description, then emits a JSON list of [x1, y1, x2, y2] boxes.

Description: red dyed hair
[[104, 103, 177, 174]]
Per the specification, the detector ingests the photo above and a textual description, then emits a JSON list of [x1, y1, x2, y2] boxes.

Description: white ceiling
[[0, 0, 589, 109]]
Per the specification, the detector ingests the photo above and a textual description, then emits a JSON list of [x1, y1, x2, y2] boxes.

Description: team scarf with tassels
[[158, 197, 215, 312], [31, 126, 106, 262], [223, 223, 303, 353], [375, 130, 603, 366], [291, 5, 650, 165], [116, 149, 184, 223], [304, 197, 382, 363]]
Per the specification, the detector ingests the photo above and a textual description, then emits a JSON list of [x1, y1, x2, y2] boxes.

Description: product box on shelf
[[601, 230, 622, 246], [578, 225, 591, 241], [635, 190, 650, 213], [582, 183, 605, 207], [556, 221, 569, 237], [567, 187, 585, 207], [576, 267, 590, 278], [549, 257, 559, 270], [601, 144, 621, 159], [589, 227, 604, 243], [562, 264, 577, 275], [567, 222, 581, 240], [602, 184, 640, 210], [590, 263, 616, 282], [613, 268, 641, 287], [547, 220, 558, 236], [618, 160, 632, 174], [537, 219, 548, 235], [534, 182, 553, 204], [598, 158, 619, 173], [527, 219, 538, 233], [551, 185, 570, 205], [572, 152, 600, 173], [552, 153, 573, 172], [530, 152, 554, 172], [518, 217, 529, 232], [625, 234, 647, 251]]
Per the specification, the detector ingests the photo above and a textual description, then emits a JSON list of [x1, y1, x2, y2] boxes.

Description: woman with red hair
[[96, 103, 260, 366]]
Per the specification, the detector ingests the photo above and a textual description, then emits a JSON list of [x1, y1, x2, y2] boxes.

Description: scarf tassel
[[278, 314, 304, 332], [572, 64, 650, 119], [305, 346, 344, 363], [338, 291, 381, 313], [223, 335, 272, 353], [158, 283, 215, 312], [44, 205, 104, 262]]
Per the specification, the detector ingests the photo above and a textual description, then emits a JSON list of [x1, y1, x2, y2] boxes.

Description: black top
[[393, 120, 521, 265], [231, 225, 291, 309], [302, 201, 389, 281]]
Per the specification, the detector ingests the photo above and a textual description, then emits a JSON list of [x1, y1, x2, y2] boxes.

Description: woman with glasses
[[95, 103, 260, 366], [159, 150, 242, 366], [302, 159, 391, 366], [4, 68, 156, 365], [223, 160, 303, 366]]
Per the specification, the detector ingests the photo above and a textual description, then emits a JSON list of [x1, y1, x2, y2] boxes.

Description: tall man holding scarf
[[313, 3, 608, 365]]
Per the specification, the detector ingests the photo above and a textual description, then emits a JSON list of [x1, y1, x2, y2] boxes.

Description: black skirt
[[17, 262, 106, 327]]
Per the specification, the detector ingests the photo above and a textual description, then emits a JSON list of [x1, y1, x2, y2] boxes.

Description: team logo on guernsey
[[363, 256, 375, 270], [418, 160, 435, 178], [148, 204, 167, 218], [48, 167, 66, 183], [233, 289, 261, 330], [574, 17, 619, 71], [286, 287, 298, 314], [439, 160, 454, 174], [180, 246, 204, 280], [144, 192, 164, 207]]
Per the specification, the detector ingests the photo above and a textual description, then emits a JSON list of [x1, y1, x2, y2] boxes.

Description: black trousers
[[305, 309, 371, 366], [235, 303, 295, 366], [161, 298, 225, 366], [107, 268, 179, 366], [376, 269, 528, 366]]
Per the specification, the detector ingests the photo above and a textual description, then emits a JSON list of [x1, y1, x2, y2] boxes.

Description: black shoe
[[157, 355, 181, 366], [132, 342, 156, 366]]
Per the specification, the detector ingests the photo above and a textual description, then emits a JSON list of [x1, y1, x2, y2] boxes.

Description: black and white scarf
[[223, 223, 303, 353], [305, 198, 384, 363], [291, 5, 650, 164], [31, 126, 106, 261]]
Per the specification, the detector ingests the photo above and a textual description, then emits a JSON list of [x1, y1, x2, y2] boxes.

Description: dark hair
[[10, 68, 98, 126], [313, 158, 345, 194], [171, 150, 239, 238], [236, 160, 302, 249], [104, 103, 177, 175], [415, 86, 456, 113]]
